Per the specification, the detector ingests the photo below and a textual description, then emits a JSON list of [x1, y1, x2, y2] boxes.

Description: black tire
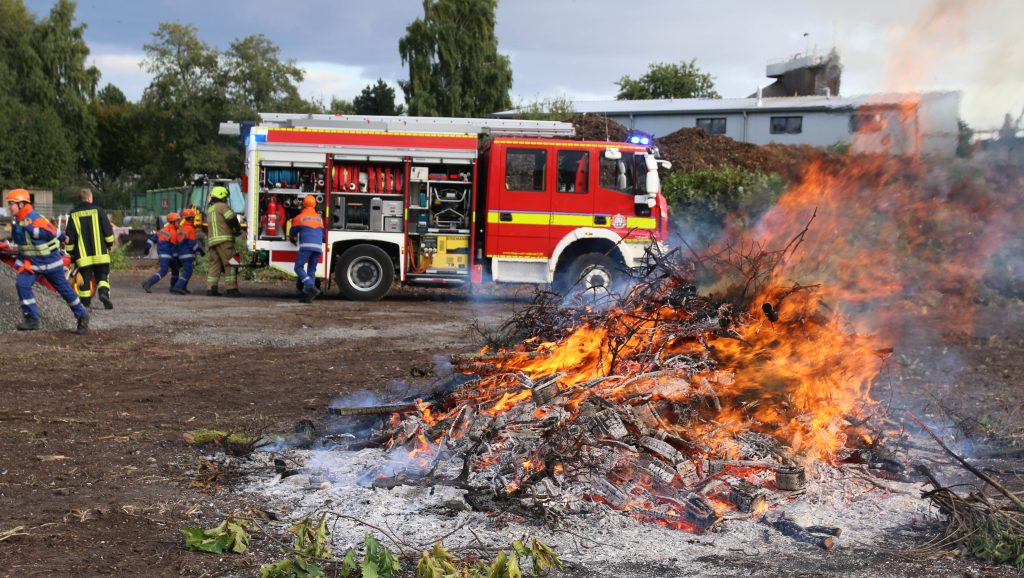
[[562, 252, 624, 299], [335, 245, 394, 301]]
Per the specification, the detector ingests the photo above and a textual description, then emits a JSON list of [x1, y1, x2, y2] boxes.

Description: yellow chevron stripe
[[486, 211, 657, 230], [493, 139, 647, 151]]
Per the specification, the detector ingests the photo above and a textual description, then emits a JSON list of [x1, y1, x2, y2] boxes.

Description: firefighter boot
[[170, 286, 187, 295], [98, 288, 113, 310], [224, 289, 242, 298], [75, 312, 90, 335], [141, 280, 153, 293], [299, 287, 321, 304], [206, 288, 221, 297], [16, 314, 39, 331]]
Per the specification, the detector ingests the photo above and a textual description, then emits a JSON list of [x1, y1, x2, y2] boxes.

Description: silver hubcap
[[347, 257, 382, 292]]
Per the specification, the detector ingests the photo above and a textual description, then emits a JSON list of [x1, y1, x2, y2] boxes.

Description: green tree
[[353, 79, 405, 116], [89, 83, 144, 206], [222, 34, 306, 118], [33, 0, 100, 168], [398, 0, 512, 117], [140, 22, 233, 186], [0, 0, 95, 189], [616, 60, 720, 100], [328, 97, 355, 115], [512, 95, 575, 121]]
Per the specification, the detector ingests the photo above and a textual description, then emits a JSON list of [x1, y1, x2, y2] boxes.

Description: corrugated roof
[[494, 91, 959, 117]]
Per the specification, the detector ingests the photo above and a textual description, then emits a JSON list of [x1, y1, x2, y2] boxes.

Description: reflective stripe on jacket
[[12, 208, 64, 267], [206, 201, 236, 247], [289, 208, 325, 253], [177, 222, 201, 260], [146, 223, 179, 257], [65, 203, 115, 267]]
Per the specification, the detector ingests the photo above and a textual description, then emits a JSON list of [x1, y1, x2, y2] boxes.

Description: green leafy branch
[[181, 516, 250, 554]]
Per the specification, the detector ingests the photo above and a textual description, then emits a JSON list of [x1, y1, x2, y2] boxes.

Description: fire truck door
[[492, 147, 550, 258], [550, 149, 594, 249]]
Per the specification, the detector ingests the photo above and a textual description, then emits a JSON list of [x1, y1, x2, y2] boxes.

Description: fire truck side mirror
[[657, 160, 672, 170]]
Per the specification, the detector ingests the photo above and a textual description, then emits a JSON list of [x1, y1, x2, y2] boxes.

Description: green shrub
[[662, 166, 786, 244], [108, 242, 134, 270]]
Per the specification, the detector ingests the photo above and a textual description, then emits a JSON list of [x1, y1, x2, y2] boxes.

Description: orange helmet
[[182, 208, 196, 218], [166, 212, 181, 223], [5, 188, 31, 203], [302, 194, 317, 208]]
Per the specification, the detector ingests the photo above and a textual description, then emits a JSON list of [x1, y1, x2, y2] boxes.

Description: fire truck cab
[[227, 114, 669, 300]]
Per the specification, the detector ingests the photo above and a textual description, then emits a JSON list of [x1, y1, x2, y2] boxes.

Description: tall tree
[[616, 60, 720, 100], [353, 79, 405, 116], [222, 34, 306, 117], [399, 0, 512, 117], [140, 22, 232, 185], [33, 0, 100, 167], [90, 83, 144, 206], [0, 0, 95, 189]]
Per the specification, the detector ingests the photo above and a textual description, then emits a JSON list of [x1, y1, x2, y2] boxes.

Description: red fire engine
[[229, 114, 670, 300]]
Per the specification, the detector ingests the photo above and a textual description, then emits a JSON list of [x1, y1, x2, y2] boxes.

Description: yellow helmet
[[211, 186, 229, 200]]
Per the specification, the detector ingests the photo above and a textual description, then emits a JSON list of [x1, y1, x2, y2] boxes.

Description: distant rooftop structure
[[757, 48, 842, 98]]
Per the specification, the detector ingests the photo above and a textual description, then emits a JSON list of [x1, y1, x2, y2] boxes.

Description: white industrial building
[[495, 50, 962, 156]]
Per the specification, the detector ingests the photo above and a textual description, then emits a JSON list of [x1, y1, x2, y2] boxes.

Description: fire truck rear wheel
[[336, 245, 394, 301], [564, 252, 622, 298]]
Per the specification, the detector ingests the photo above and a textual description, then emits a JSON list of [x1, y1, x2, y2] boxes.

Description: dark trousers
[[77, 263, 111, 306]]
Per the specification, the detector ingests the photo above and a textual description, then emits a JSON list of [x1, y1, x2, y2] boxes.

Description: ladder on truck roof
[[254, 113, 576, 139]]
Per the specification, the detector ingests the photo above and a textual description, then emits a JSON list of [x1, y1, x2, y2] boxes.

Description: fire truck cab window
[[505, 148, 547, 192], [599, 155, 633, 193], [556, 150, 589, 193]]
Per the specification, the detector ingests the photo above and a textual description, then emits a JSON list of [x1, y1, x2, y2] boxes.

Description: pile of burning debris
[[327, 240, 903, 543]]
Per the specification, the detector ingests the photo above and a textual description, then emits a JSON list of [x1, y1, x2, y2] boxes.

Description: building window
[[770, 116, 803, 134], [505, 148, 546, 192], [696, 117, 727, 135], [556, 150, 589, 193], [850, 106, 893, 133]]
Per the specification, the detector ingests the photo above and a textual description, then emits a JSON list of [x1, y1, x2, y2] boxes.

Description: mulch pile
[[570, 114, 839, 182]]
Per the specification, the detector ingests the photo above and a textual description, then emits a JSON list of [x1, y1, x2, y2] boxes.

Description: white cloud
[[89, 50, 150, 100]]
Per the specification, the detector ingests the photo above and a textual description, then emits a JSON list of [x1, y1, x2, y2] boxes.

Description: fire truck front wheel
[[563, 252, 624, 297], [336, 245, 394, 301]]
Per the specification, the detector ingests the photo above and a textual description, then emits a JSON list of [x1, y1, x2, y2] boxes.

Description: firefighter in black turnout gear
[[65, 188, 116, 309]]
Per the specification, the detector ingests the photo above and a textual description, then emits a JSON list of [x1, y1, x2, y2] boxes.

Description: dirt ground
[[0, 266, 1022, 577]]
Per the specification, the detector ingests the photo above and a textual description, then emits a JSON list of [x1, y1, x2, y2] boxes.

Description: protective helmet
[[5, 188, 31, 203], [302, 194, 317, 208], [211, 186, 229, 200], [167, 212, 181, 223], [182, 208, 197, 218]]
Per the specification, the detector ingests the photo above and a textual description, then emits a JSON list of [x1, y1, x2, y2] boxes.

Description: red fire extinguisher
[[261, 195, 286, 238]]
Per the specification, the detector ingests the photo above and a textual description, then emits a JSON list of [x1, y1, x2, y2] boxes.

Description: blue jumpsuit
[[289, 208, 325, 294], [11, 207, 86, 321], [172, 221, 203, 292], [145, 223, 180, 288]]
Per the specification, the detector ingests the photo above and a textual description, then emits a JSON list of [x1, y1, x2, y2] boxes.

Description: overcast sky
[[23, 0, 1024, 131]]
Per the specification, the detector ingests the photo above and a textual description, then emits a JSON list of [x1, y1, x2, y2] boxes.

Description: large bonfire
[[343, 143, 1024, 535]]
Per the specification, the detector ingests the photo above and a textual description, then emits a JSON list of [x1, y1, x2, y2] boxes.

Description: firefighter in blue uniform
[[170, 208, 203, 295], [5, 189, 89, 333], [142, 212, 180, 292], [289, 194, 324, 303]]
